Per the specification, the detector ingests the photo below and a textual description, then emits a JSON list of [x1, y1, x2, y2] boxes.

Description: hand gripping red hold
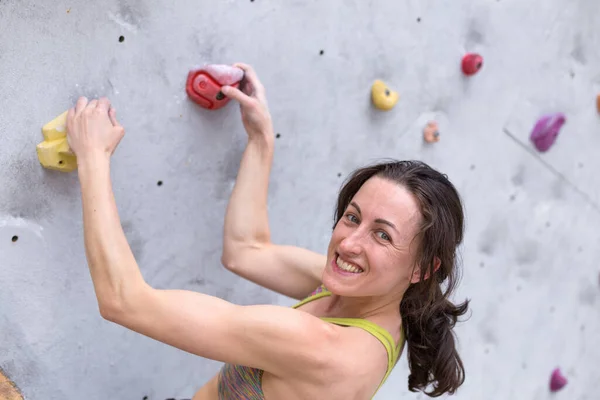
[[186, 64, 244, 110]]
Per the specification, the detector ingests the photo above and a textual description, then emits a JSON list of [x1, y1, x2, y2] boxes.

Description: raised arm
[[220, 64, 325, 300], [66, 96, 341, 380]]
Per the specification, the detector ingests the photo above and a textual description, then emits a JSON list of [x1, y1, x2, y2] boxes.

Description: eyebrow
[[350, 201, 398, 231]]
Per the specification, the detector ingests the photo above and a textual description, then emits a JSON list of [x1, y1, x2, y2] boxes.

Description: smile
[[335, 254, 364, 274]]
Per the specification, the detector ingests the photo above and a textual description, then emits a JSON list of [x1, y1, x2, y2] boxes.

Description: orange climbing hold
[[423, 121, 440, 143], [596, 93, 600, 113]]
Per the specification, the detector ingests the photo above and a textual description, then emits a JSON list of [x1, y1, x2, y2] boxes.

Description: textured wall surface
[[1, 0, 599, 399]]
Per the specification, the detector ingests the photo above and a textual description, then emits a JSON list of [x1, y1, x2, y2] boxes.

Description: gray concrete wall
[[1, 0, 599, 399]]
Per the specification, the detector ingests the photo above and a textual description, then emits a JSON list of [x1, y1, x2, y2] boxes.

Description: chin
[[321, 267, 360, 297]]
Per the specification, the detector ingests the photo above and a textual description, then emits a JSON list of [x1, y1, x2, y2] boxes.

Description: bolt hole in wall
[[417, 17, 421, 22], [119, 35, 125, 42], [319, 50, 324, 55], [275, 133, 281, 138], [58, 160, 64, 165], [12, 235, 19, 243], [157, 180, 163, 186]]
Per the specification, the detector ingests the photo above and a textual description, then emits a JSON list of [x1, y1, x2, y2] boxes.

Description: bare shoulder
[[315, 323, 392, 398]]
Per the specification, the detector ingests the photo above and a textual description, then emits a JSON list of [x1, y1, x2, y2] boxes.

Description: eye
[[345, 213, 359, 224], [376, 231, 391, 241]]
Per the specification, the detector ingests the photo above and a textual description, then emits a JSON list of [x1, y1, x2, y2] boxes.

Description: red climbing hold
[[549, 368, 568, 392], [186, 64, 244, 110], [530, 113, 566, 152], [461, 53, 483, 76]]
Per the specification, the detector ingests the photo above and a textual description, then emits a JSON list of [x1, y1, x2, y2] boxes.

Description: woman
[[66, 63, 469, 400]]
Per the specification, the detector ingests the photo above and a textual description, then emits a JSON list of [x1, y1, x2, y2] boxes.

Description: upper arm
[[104, 285, 338, 377], [222, 242, 327, 300]]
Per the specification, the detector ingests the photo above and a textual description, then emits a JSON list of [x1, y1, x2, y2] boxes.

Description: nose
[[338, 229, 364, 256]]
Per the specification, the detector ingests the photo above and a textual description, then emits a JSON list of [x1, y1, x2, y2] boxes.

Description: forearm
[[77, 155, 146, 313], [222, 134, 274, 254]]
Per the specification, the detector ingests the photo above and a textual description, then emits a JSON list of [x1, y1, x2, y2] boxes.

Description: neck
[[324, 286, 408, 320]]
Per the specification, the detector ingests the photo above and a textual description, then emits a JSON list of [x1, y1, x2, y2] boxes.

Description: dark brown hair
[[333, 159, 470, 397]]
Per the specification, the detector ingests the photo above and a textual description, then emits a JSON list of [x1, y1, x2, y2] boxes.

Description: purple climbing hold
[[530, 113, 566, 152], [549, 368, 568, 392]]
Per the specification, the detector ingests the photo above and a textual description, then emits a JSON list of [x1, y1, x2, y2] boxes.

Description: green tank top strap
[[292, 285, 405, 397], [320, 316, 404, 393], [292, 285, 331, 309]]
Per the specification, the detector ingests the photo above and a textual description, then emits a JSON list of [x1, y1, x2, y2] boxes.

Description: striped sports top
[[217, 285, 405, 399]]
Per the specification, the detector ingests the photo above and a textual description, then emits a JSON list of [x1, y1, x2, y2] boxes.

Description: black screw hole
[[119, 35, 125, 43], [58, 160, 64, 165], [216, 91, 225, 100], [143, 397, 148, 400], [319, 50, 324, 55], [476, 62, 482, 69], [275, 133, 281, 139], [337, 173, 342, 177], [12, 235, 18, 243], [250, 0, 254, 2], [417, 17, 421, 22], [385, 89, 390, 96], [157, 181, 163, 186]]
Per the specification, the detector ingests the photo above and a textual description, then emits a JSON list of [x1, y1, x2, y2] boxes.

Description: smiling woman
[[66, 62, 469, 400]]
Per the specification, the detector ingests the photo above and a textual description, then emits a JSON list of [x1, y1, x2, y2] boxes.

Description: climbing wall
[[1, 0, 599, 399]]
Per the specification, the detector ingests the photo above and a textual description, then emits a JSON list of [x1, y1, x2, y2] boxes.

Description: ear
[[410, 257, 441, 283]]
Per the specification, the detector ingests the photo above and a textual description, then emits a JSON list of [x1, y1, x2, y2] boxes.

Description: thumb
[[108, 107, 122, 128], [221, 85, 252, 106]]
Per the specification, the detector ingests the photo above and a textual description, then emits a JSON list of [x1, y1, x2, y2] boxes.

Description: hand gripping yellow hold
[[36, 111, 77, 172], [371, 80, 399, 111]]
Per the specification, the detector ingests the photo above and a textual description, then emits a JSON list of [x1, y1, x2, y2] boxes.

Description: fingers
[[87, 99, 99, 109], [108, 106, 121, 127], [66, 107, 76, 135], [75, 97, 88, 114], [233, 63, 265, 97], [221, 85, 253, 107], [67, 107, 75, 123], [97, 97, 111, 113]]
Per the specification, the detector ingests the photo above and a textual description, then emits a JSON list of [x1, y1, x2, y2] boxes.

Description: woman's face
[[322, 176, 423, 298]]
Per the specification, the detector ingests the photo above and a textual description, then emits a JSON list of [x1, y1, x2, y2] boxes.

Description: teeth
[[337, 256, 363, 273]]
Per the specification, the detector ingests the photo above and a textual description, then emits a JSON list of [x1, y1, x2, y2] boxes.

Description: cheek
[[372, 251, 412, 281], [331, 222, 348, 242]]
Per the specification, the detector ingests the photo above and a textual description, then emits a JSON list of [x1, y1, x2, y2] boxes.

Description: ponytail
[[400, 283, 469, 396]]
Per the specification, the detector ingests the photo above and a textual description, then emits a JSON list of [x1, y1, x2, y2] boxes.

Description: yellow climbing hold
[[0, 369, 23, 400], [36, 110, 77, 172], [371, 80, 399, 111]]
